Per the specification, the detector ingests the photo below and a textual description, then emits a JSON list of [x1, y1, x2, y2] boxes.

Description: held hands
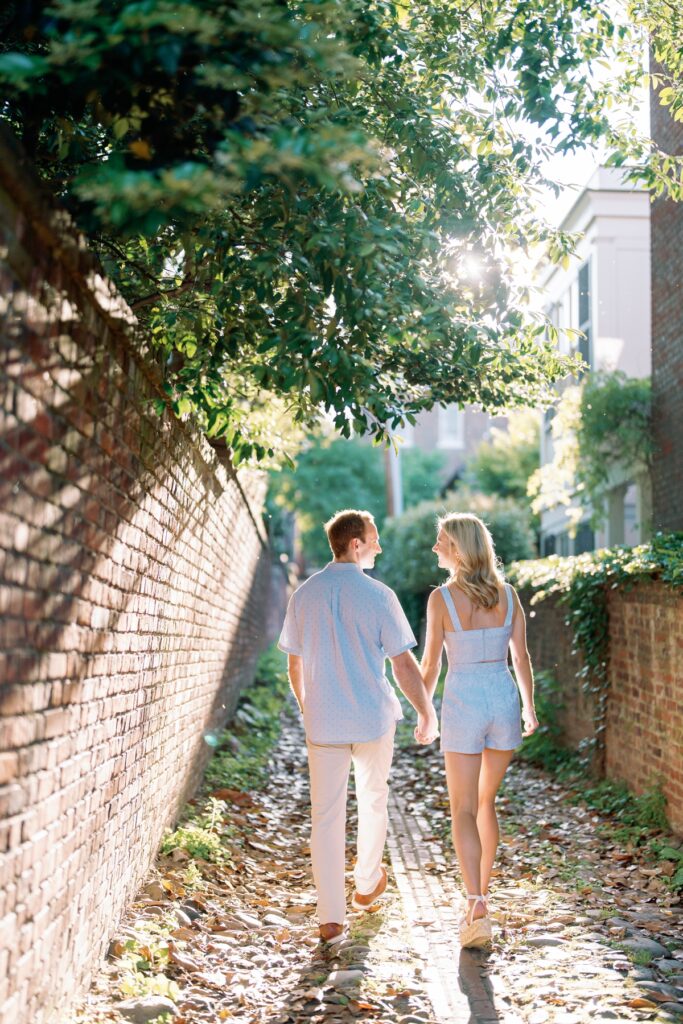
[[414, 703, 439, 745], [522, 704, 539, 738]]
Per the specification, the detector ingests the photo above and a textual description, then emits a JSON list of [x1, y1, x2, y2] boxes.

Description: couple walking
[[278, 509, 538, 949]]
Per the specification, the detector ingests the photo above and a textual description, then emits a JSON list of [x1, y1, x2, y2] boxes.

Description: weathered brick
[[0, 753, 19, 786], [0, 129, 277, 1024], [523, 580, 683, 834]]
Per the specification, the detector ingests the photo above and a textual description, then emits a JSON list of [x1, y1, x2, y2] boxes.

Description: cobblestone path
[[388, 731, 683, 1024], [76, 702, 683, 1024]]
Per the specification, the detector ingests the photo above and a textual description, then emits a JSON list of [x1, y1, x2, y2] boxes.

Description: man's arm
[[390, 650, 438, 743], [287, 654, 305, 714], [390, 650, 430, 713]]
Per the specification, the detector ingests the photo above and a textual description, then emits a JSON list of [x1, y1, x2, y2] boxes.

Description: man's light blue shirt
[[278, 562, 417, 744]]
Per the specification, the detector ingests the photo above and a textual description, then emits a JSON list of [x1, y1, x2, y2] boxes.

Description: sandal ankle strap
[[465, 894, 487, 925]]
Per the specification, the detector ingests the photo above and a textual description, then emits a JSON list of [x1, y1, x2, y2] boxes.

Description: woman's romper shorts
[[439, 583, 523, 754]]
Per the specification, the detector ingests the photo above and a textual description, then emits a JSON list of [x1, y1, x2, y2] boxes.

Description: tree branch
[[130, 276, 195, 311]]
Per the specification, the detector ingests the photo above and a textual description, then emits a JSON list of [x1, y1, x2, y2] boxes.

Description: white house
[[538, 166, 652, 556]]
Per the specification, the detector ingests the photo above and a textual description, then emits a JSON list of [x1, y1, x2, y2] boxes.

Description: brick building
[[650, 90, 683, 530]]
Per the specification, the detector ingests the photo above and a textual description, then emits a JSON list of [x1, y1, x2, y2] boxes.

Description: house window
[[574, 522, 595, 554], [577, 260, 592, 373], [543, 405, 556, 434], [624, 483, 639, 546], [437, 406, 465, 449], [542, 534, 556, 556]]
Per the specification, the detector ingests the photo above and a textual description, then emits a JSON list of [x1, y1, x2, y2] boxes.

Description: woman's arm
[[420, 589, 444, 699], [509, 587, 539, 737]]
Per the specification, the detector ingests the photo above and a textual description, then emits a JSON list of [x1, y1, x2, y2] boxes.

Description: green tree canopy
[[1, 1, 679, 462]]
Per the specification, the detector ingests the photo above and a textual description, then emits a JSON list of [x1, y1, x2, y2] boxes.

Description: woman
[[420, 513, 538, 948]]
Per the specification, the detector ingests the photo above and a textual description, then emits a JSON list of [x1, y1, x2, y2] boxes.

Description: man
[[278, 509, 439, 944]]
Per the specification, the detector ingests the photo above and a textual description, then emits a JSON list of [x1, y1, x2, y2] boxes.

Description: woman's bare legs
[[477, 748, 515, 896], [444, 752, 486, 921]]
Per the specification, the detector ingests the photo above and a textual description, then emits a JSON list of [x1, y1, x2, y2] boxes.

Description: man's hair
[[324, 509, 374, 559]]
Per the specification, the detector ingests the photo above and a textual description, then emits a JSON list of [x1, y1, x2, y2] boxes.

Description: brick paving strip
[[387, 788, 516, 1023], [388, 736, 683, 1024]]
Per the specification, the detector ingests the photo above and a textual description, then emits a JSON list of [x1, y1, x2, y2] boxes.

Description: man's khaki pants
[[306, 723, 396, 925]]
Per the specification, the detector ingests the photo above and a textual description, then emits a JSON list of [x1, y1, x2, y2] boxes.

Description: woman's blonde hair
[[438, 512, 504, 609]]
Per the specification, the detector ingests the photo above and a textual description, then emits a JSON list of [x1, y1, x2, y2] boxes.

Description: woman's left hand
[[522, 706, 539, 737]]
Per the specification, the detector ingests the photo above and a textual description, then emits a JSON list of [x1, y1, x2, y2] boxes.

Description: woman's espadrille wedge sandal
[[459, 895, 492, 949]]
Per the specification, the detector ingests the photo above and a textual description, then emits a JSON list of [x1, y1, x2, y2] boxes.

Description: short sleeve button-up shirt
[[278, 562, 416, 744]]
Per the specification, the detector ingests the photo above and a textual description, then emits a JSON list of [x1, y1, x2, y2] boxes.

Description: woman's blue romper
[[439, 583, 523, 754]]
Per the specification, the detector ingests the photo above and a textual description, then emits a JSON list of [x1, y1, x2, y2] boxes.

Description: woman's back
[[440, 583, 514, 667]]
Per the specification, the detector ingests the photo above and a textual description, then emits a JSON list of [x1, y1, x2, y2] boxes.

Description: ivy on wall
[[508, 532, 683, 764], [528, 372, 652, 531]]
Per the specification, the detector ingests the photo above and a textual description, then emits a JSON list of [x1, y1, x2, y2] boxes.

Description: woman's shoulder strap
[[440, 585, 463, 631], [503, 582, 514, 626]]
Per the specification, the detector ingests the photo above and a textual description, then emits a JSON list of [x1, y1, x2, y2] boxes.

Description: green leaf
[[0, 53, 47, 84]]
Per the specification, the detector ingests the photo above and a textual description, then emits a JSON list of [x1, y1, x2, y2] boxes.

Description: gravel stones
[[173, 907, 193, 928], [657, 959, 683, 973], [525, 935, 566, 948], [74, 705, 683, 1024], [231, 909, 262, 930], [116, 996, 179, 1022], [638, 981, 683, 1000], [326, 968, 365, 987], [620, 936, 671, 958]]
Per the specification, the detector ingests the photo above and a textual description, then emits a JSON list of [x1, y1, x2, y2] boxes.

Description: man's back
[[278, 562, 415, 743]]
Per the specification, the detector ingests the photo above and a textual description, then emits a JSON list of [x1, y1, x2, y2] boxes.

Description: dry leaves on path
[[72, 707, 436, 1024], [390, 736, 683, 1024]]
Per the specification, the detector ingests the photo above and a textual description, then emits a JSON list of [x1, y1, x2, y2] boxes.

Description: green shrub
[[578, 779, 669, 836], [267, 434, 446, 567], [516, 671, 579, 774], [160, 823, 224, 862], [463, 409, 540, 506], [204, 646, 291, 792]]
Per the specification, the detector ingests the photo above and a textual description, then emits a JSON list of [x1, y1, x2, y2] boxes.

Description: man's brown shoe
[[352, 867, 388, 911], [318, 922, 345, 944]]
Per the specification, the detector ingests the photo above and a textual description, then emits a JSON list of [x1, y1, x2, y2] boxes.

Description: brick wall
[[0, 129, 273, 1022], [650, 83, 683, 531], [605, 582, 683, 834], [522, 582, 683, 835], [519, 591, 596, 750]]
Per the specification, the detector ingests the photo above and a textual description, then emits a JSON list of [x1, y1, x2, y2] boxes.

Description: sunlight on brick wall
[[0, 133, 273, 1023], [606, 583, 683, 835]]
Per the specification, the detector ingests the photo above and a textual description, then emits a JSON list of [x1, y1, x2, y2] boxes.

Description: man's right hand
[[414, 704, 439, 745]]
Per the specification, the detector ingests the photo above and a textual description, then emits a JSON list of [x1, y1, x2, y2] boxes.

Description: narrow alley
[[74, 700, 683, 1024]]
